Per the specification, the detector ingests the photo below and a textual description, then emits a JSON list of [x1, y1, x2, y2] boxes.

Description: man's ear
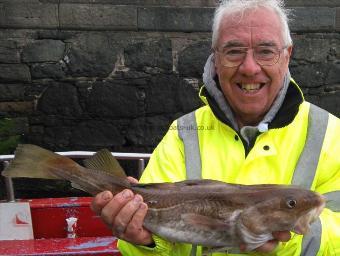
[[286, 45, 293, 59]]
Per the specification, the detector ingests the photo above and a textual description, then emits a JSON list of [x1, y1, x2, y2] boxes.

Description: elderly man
[[92, 0, 340, 255]]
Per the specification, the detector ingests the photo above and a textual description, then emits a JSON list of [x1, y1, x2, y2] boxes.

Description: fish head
[[290, 191, 325, 235], [240, 187, 325, 235]]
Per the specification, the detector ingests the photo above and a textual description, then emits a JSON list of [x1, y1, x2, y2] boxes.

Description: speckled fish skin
[[133, 180, 325, 250], [2, 144, 326, 251]]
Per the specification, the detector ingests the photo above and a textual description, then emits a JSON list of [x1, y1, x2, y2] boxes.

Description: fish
[[2, 144, 325, 252]]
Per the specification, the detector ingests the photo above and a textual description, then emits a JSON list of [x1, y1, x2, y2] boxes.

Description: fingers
[[91, 176, 138, 215], [113, 193, 143, 235], [127, 176, 139, 184], [101, 189, 134, 228], [90, 179, 153, 246], [273, 231, 291, 242], [97, 190, 153, 245], [240, 240, 279, 253], [122, 202, 153, 245], [91, 190, 113, 215], [255, 239, 279, 253]]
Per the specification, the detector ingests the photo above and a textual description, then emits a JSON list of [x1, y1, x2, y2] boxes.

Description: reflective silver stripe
[[291, 104, 329, 189], [177, 111, 201, 256], [190, 245, 197, 256], [177, 111, 202, 180], [301, 218, 322, 256], [292, 104, 329, 256], [324, 191, 340, 212]]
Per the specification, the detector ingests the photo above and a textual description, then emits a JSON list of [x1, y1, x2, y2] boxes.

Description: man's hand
[[91, 177, 153, 246], [240, 231, 291, 252]]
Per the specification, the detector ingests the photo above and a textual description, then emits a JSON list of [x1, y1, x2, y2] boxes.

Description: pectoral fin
[[181, 213, 230, 231]]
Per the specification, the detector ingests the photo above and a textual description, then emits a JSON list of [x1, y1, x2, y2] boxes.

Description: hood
[[201, 54, 304, 147]]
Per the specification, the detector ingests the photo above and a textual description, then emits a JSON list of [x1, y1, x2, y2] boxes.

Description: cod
[[2, 144, 325, 252]]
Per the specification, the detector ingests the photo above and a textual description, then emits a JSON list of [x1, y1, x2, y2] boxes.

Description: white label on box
[[0, 202, 33, 240]]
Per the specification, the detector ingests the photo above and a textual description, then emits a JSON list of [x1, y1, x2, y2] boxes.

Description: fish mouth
[[293, 197, 325, 235], [293, 219, 311, 235]]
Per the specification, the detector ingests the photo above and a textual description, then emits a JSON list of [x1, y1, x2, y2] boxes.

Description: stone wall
[[0, 0, 339, 198]]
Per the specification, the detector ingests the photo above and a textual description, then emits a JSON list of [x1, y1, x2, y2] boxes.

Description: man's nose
[[238, 50, 261, 76]]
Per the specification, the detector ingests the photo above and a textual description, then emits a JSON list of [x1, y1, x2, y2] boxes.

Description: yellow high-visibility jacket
[[118, 81, 340, 256]]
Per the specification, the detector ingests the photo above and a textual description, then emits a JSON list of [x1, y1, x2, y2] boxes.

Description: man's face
[[214, 8, 292, 126]]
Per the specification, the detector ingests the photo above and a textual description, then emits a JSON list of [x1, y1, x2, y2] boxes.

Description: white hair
[[212, 0, 293, 49]]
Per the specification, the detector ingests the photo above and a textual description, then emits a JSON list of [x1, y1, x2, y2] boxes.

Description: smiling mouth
[[237, 83, 266, 93]]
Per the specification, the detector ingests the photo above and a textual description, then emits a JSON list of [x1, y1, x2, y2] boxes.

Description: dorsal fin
[[83, 149, 127, 178]]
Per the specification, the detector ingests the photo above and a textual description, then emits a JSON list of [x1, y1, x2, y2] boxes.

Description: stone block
[[0, 84, 25, 101], [110, 70, 152, 86], [333, 38, 340, 59], [38, 0, 340, 6], [292, 36, 332, 63], [0, 40, 20, 63], [59, 4, 137, 30], [30, 115, 63, 127], [177, 79, 203, 113], [304, 93, 319, 103], [286, 0, 340, 7], [336, 8, 340, 31], [24, 83, 49, 101], [65, 33, 119, 77], [124, 38, 173, 72], [138, 7, 214, 32], [325, 62, 340, 85], [29, 125, 44, 135], [37, 83, 83, 117], [43, 0, 218, 6], [42, 126, 72, 148], [145, 74, 181, 115], [178, 41, 211, 77], [126, 116, 171, 147], [0, 64, 31, 82], [86, 81, 140, 118], [70, 120, 126, 147], [290, 7, 336, 31], [290, 63, 331, 88], [0, 102, 34, 114], [31, 62, 66, 79], [22, 40, 65, 63], [0, 2, 58, 29], [319, 91, 340, 117]]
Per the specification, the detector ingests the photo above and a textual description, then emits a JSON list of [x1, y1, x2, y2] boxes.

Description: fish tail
[[2, 144, 76, 179], [2, 144, 131, 195]]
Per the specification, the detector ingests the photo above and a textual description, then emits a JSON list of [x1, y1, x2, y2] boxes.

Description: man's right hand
[[91, 178, 153, 246]]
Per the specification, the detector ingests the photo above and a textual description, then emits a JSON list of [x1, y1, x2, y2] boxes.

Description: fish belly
[[144, 210, 238, 247]]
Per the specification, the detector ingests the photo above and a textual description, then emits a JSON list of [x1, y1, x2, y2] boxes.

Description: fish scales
[[2, 144, 325, 252], [144, 199, 241, 247]]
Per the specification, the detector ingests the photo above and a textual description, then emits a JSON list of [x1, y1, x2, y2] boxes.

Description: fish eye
[[286, 199, 297, 209]]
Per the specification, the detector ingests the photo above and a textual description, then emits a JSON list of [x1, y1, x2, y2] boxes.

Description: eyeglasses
[[215, 45, 287, 68]]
